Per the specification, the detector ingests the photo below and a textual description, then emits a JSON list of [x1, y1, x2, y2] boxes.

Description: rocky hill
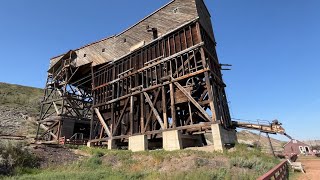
[[0, 82, 43, 136], [237, 130, 286, 153]]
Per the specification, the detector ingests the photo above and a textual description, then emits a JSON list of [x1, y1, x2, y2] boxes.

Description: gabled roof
[[49, 0, 204, 70], [283, 139, 310, 148]]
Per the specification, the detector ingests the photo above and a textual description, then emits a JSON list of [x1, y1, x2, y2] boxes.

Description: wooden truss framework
[[36, 51, 93, 142], [89, 20, 233, 144]]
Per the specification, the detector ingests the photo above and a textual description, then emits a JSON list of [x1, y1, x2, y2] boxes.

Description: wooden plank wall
[[92, 22, 201, 106], [89, 20, 232, 140]]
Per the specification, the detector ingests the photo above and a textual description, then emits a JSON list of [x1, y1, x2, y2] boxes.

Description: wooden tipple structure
[[37, 0, 237, 151]]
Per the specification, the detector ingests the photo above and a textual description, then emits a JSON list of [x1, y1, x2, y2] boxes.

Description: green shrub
[[0, 142, 39, 175]]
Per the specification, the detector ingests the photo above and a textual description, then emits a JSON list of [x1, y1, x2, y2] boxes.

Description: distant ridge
[[0, 82, 43, 136], [0, 82, 43, 114]]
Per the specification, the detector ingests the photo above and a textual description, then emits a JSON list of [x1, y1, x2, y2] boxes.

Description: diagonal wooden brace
[[94, 108, 112, 138], [173, 81, 212, 122], [38, 123, 58, 140], [143, 92, 165, 129]]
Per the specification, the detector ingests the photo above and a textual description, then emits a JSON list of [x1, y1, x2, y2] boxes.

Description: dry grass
[[2, 144, 280, 180]]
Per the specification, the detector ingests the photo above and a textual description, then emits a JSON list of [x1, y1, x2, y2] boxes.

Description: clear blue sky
[[0, 0, 319, 140]]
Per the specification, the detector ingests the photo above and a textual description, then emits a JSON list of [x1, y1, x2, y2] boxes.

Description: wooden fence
[[257, 160, 289, 180], [258, 154, 297, 180]]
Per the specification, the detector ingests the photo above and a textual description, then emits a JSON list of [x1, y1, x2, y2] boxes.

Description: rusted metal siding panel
[[49, 0, 198, 70]]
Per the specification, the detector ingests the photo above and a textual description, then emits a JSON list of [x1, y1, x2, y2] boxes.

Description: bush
[[0, 142, 39, 175], [228, 144, 279, 174]]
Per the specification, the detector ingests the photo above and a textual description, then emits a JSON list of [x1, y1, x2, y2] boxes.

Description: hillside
[[0, 82, 43, 114], [0, 82, 43, 136], [237, 130, 286, 153]]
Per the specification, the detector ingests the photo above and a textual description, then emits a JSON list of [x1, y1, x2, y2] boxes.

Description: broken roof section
[[49, 0, 213, 70]]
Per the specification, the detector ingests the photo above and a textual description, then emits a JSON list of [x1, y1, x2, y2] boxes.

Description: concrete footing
[[129, 135, 148, 152], [211, 124, 237, 151], [163, 130, 182, 151]]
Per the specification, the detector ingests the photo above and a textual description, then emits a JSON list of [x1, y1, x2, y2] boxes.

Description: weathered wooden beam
[[143, 92, 165, 129], [162, 86, 168, 129], [173, 81, 211, 122], [130, 95, 134, 135], [99, 126, 104, 139], [145, 122, 215, 135], [169, 83, 176, 128], [143, 88, 161, 132], [53, 102, 60, 115], [92, 68, 210, 108], [196, 22, 217, 122], [56, 121, 61, 142], [94, 108, 112, 138], [38, 123, 58, 140], [140, 93, 145, 132], [113, 98, 130, 135]]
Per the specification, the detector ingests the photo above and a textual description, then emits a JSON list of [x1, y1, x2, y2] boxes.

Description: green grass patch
[[2, 144, 280, 180]]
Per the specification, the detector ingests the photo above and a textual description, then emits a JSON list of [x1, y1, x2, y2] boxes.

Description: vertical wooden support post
[[99, 127, 104, 139], [90, 112, 94, 140], [222, 89, 232, 127], [90, 66, 95, 140], [196, 22, 217, 122], [57, 120, 61, 143], [162, 86, 168, 129], [169, 83, 176, 128], [111, 85, 115, 133], [130, 95, 134, 135], [201, 49, 216, 122], [140, 93, 145, 132], [188, 102, 193, 124]]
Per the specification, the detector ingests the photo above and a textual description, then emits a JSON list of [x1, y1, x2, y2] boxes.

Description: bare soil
[[31, 145, 82, 168], [295, 156, 320, 180]]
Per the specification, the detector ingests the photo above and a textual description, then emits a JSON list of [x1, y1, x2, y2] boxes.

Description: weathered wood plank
[[143, 92, 165, 129], [94, 108, 112, 137]]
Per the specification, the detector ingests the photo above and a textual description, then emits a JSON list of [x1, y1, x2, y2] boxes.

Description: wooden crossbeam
[[143, 92, 165, 130], [173, 81, 212, 122], [94, 108, 112, 138]]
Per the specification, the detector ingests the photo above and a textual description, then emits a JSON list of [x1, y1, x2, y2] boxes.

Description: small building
[[283, 139, 312, 156]]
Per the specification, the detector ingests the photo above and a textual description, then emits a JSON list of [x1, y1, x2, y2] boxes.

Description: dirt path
[[296, 157, 320, 180]]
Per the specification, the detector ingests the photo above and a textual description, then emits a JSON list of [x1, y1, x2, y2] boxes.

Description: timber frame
[[36, 51, 93, 142], [89, 20, 233, 145], [38, 0, 235, 148]]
